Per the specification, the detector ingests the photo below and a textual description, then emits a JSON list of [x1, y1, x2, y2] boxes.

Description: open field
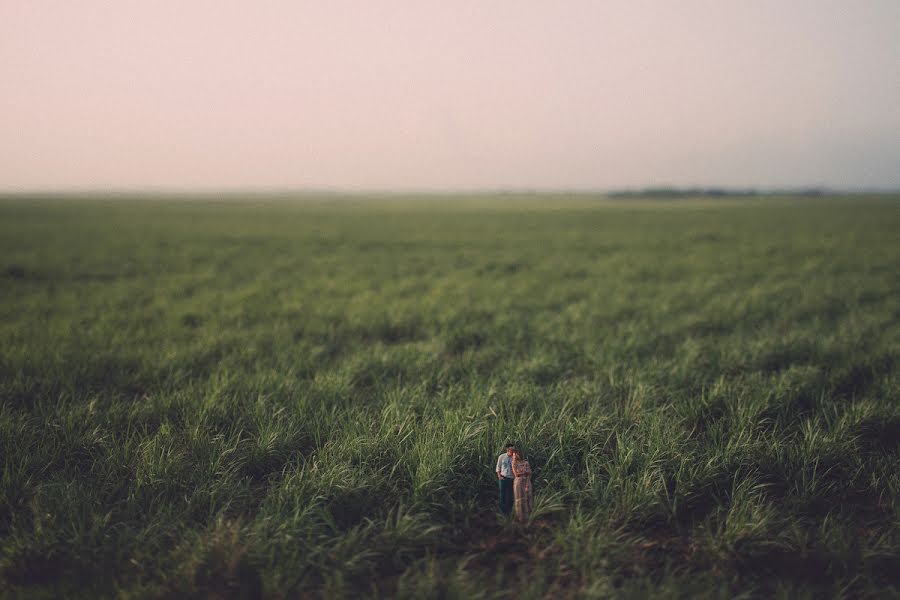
[[1, 195, 898, 598]]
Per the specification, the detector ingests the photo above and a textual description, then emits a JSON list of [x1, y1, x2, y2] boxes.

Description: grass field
[[1, 194, 898, 598]]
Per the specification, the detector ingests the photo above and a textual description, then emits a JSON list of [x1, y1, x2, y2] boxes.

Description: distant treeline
[[607, 187, 829, 198]]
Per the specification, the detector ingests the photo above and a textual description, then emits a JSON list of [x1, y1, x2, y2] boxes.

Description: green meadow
[[1, 195, 898, 598]]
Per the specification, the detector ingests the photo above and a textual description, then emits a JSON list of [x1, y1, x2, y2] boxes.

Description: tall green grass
[[1, 195, 898, 598]]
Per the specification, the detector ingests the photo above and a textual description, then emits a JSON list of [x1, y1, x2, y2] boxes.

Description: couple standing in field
[[496, 443, 533, 522]]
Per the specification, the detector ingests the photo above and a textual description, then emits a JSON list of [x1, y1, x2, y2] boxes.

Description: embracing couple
[[495, 442, 533, 522]]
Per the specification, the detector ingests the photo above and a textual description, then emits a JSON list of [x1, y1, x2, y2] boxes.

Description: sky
[[1, 1, 898, 192]]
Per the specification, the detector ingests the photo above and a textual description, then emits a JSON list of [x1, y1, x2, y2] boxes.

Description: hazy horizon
[[2, 1, 899, 192]]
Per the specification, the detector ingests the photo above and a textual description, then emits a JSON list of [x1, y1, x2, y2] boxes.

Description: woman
[[511, 448, 533, 522]]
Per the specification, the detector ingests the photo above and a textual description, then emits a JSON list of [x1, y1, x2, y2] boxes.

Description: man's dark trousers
[[499, 477, 514, 514]]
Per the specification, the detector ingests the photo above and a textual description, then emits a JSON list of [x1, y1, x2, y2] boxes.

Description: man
[[496, 443, 515, 515]]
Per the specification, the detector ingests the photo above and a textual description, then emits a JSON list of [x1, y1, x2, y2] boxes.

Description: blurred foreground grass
[[1, 195, 898, 598]]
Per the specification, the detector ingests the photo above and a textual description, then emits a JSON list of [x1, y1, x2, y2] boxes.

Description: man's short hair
[[504, 442, 515, 449]]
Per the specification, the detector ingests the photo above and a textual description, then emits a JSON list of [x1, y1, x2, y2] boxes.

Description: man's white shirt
[[496, 453, 514, 479]]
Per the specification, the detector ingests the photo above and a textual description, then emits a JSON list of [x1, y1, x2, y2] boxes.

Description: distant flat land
[[1, 194, 898, 598]]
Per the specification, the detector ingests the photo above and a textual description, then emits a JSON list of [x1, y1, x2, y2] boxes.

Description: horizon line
[[2, 185, 900, 198]]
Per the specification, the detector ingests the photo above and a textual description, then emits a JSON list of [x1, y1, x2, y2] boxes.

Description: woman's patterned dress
[[512, 459, 533, 522]]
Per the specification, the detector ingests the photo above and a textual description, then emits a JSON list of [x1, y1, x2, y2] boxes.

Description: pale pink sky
[[1, 1, 898, 191]]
